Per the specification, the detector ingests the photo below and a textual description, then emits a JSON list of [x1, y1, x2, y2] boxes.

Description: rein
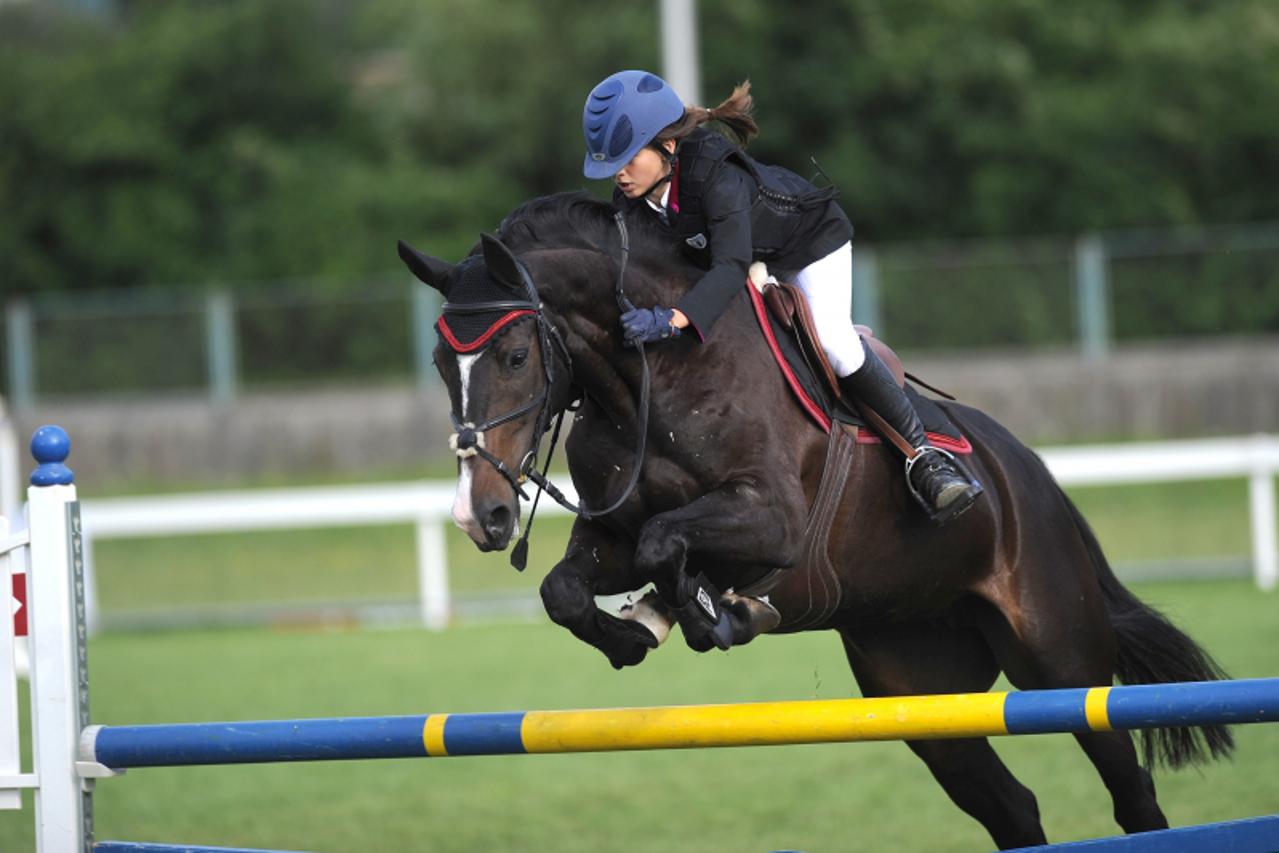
[[447, 212, 652, 569]]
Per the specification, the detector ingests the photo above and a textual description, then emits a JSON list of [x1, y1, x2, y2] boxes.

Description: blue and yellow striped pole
[[81, 678, 1279, 769]]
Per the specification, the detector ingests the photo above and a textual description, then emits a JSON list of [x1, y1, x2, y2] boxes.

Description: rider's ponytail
[[655, 80, 759, 147]]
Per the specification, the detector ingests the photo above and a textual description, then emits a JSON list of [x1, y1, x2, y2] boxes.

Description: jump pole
[[77, 677, 1279, 768]]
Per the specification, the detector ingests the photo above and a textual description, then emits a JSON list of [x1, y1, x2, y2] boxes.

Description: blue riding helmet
[[582, 70, 685, 179]]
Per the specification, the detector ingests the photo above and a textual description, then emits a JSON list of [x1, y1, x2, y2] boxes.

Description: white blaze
[[452, 353, 481, 532]]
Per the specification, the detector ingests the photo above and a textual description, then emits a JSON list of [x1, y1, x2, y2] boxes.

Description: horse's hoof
[[602, 618, 661, 669], [682, 631, 718, 653], [607, 648, 647, 670], [605, 639, 650, 669], [722, 592, 781, 645]]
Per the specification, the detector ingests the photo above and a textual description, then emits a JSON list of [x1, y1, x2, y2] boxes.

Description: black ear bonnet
[[435, 256, 535, 352]]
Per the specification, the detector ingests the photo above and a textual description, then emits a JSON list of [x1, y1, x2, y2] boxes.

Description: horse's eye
[[508, 349, 529, 369]]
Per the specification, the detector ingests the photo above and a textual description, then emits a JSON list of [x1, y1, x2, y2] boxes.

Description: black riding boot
[[839, 340, 982, 524]]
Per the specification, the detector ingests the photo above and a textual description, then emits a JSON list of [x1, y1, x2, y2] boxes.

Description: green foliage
[[703, 0, 1279, 240], [0, 1, 656, 296], [1, 0, 1277, 313]]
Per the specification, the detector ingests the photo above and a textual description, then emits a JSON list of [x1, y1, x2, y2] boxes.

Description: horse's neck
[[536, 249, 686, 427], [555, 312, 640, 427]]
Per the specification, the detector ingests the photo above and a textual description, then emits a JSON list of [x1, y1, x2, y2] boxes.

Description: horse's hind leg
[[1072, 730, 1165, 832], [975, 587, 1169, 834], [839, 620, 1048, 850]]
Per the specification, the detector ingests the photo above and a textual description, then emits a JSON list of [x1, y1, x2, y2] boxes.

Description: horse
[[397, 191, 1232, 850]]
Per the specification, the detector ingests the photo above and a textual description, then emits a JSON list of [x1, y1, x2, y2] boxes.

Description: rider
[[582, 70, 983, 527]]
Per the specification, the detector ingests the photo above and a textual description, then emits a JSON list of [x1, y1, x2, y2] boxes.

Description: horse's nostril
[[483, 505, 513, 544]]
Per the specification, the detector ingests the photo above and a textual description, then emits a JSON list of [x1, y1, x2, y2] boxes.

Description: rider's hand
[[621, 306, 681, 345]]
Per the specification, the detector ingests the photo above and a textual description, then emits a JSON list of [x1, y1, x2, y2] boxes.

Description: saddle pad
[[745, 283, 971, 453]]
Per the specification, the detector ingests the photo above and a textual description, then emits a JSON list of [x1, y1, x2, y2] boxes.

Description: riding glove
[[621, 306, 681, 345]]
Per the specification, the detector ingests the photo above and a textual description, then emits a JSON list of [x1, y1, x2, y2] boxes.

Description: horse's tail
[[1061, 488, 1235, 769]]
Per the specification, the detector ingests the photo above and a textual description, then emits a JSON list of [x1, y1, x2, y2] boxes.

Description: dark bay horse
[[398, 192, 1232, 850]]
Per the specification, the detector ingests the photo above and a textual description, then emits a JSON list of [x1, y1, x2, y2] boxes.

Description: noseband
[[446, 213, 652, 565]]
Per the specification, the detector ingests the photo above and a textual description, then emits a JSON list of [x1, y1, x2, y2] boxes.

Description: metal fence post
[[205, 290, 237, 405], [1075, 235, 1111, 360], [852, 246, 882, 335], [660, 0, 702, 106], [5, 301, 35, 410], [1249, 437, 1278, 591], [416, 517, 450, 630]]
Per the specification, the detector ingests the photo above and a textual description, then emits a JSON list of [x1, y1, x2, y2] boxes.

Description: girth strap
[[736, 423, 859, 629]]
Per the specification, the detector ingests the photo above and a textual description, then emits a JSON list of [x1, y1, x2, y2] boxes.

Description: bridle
[[445, 212, 651, 567]]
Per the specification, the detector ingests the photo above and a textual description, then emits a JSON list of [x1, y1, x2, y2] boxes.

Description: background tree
[[2, 0, 1277, 295]]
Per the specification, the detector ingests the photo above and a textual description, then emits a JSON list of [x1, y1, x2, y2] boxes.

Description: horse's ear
[[397, 240, 455, 297], [480, 232, 525, 295]]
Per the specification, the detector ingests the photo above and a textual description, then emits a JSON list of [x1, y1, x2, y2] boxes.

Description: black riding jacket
[[613, 127, 853, 338]]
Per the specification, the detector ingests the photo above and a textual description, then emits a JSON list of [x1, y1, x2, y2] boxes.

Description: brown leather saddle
[[761, 281, 907, 393], [752, 273, 964, 456]]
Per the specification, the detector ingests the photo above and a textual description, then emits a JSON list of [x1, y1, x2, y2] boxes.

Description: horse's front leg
[[635, 479, 805, 651], [539, 518, 668, 669]]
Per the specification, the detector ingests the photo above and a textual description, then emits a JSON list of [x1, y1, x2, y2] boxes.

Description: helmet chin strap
[[639, 172, 673, 201], [637, 145, 677, 201]]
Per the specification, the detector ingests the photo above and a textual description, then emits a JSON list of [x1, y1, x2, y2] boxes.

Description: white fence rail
[[80, 482, 461, 631], [51, 434, 1279, 632]]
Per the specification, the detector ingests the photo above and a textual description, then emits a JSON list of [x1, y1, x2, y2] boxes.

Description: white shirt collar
[[644, 184, 671, 219]]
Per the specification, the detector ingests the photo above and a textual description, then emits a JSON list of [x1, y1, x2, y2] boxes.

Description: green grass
[[1068, 478, 1254, 562], [2, 580, 1278, 853]]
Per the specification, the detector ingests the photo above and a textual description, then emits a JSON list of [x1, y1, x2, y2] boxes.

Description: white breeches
[[793, 241, 863, 377]]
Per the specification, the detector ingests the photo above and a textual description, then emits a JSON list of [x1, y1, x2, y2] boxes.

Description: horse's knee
[[634, 519, 686, 576], [540, 568, 592, 628]]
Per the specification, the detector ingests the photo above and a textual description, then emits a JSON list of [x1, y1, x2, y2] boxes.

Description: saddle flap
[[760, 281, 910, 395], [779, 282, 843, 398]]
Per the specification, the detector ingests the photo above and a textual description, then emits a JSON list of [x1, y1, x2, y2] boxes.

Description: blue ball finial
[[30, 425, 74, 487]]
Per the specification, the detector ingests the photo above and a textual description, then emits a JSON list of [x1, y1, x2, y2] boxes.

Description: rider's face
[[614, 141, 675, 202]]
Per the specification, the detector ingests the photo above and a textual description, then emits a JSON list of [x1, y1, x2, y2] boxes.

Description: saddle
[[761, 278, 903, 390], [707, 267, 973, 626], [745, 262, 970, 453]]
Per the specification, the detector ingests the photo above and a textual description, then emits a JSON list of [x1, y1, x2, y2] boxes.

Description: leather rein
[[444, 212, 651, 567]]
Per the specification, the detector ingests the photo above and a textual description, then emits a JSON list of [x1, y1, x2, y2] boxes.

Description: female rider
[[582, 70, 983, 530]]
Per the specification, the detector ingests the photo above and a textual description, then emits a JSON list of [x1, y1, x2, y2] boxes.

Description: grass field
[[3, 579, 1277, 852]]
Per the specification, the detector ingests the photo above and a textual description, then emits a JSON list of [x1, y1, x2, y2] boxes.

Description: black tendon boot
[[673, 570, 734, 651], [839, 340, 982, 523]]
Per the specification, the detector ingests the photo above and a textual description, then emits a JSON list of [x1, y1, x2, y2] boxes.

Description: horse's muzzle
[[477, 502, 516, 551]]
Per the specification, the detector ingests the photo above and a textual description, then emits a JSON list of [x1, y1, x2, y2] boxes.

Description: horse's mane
[[493, 191, 686, 269]]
